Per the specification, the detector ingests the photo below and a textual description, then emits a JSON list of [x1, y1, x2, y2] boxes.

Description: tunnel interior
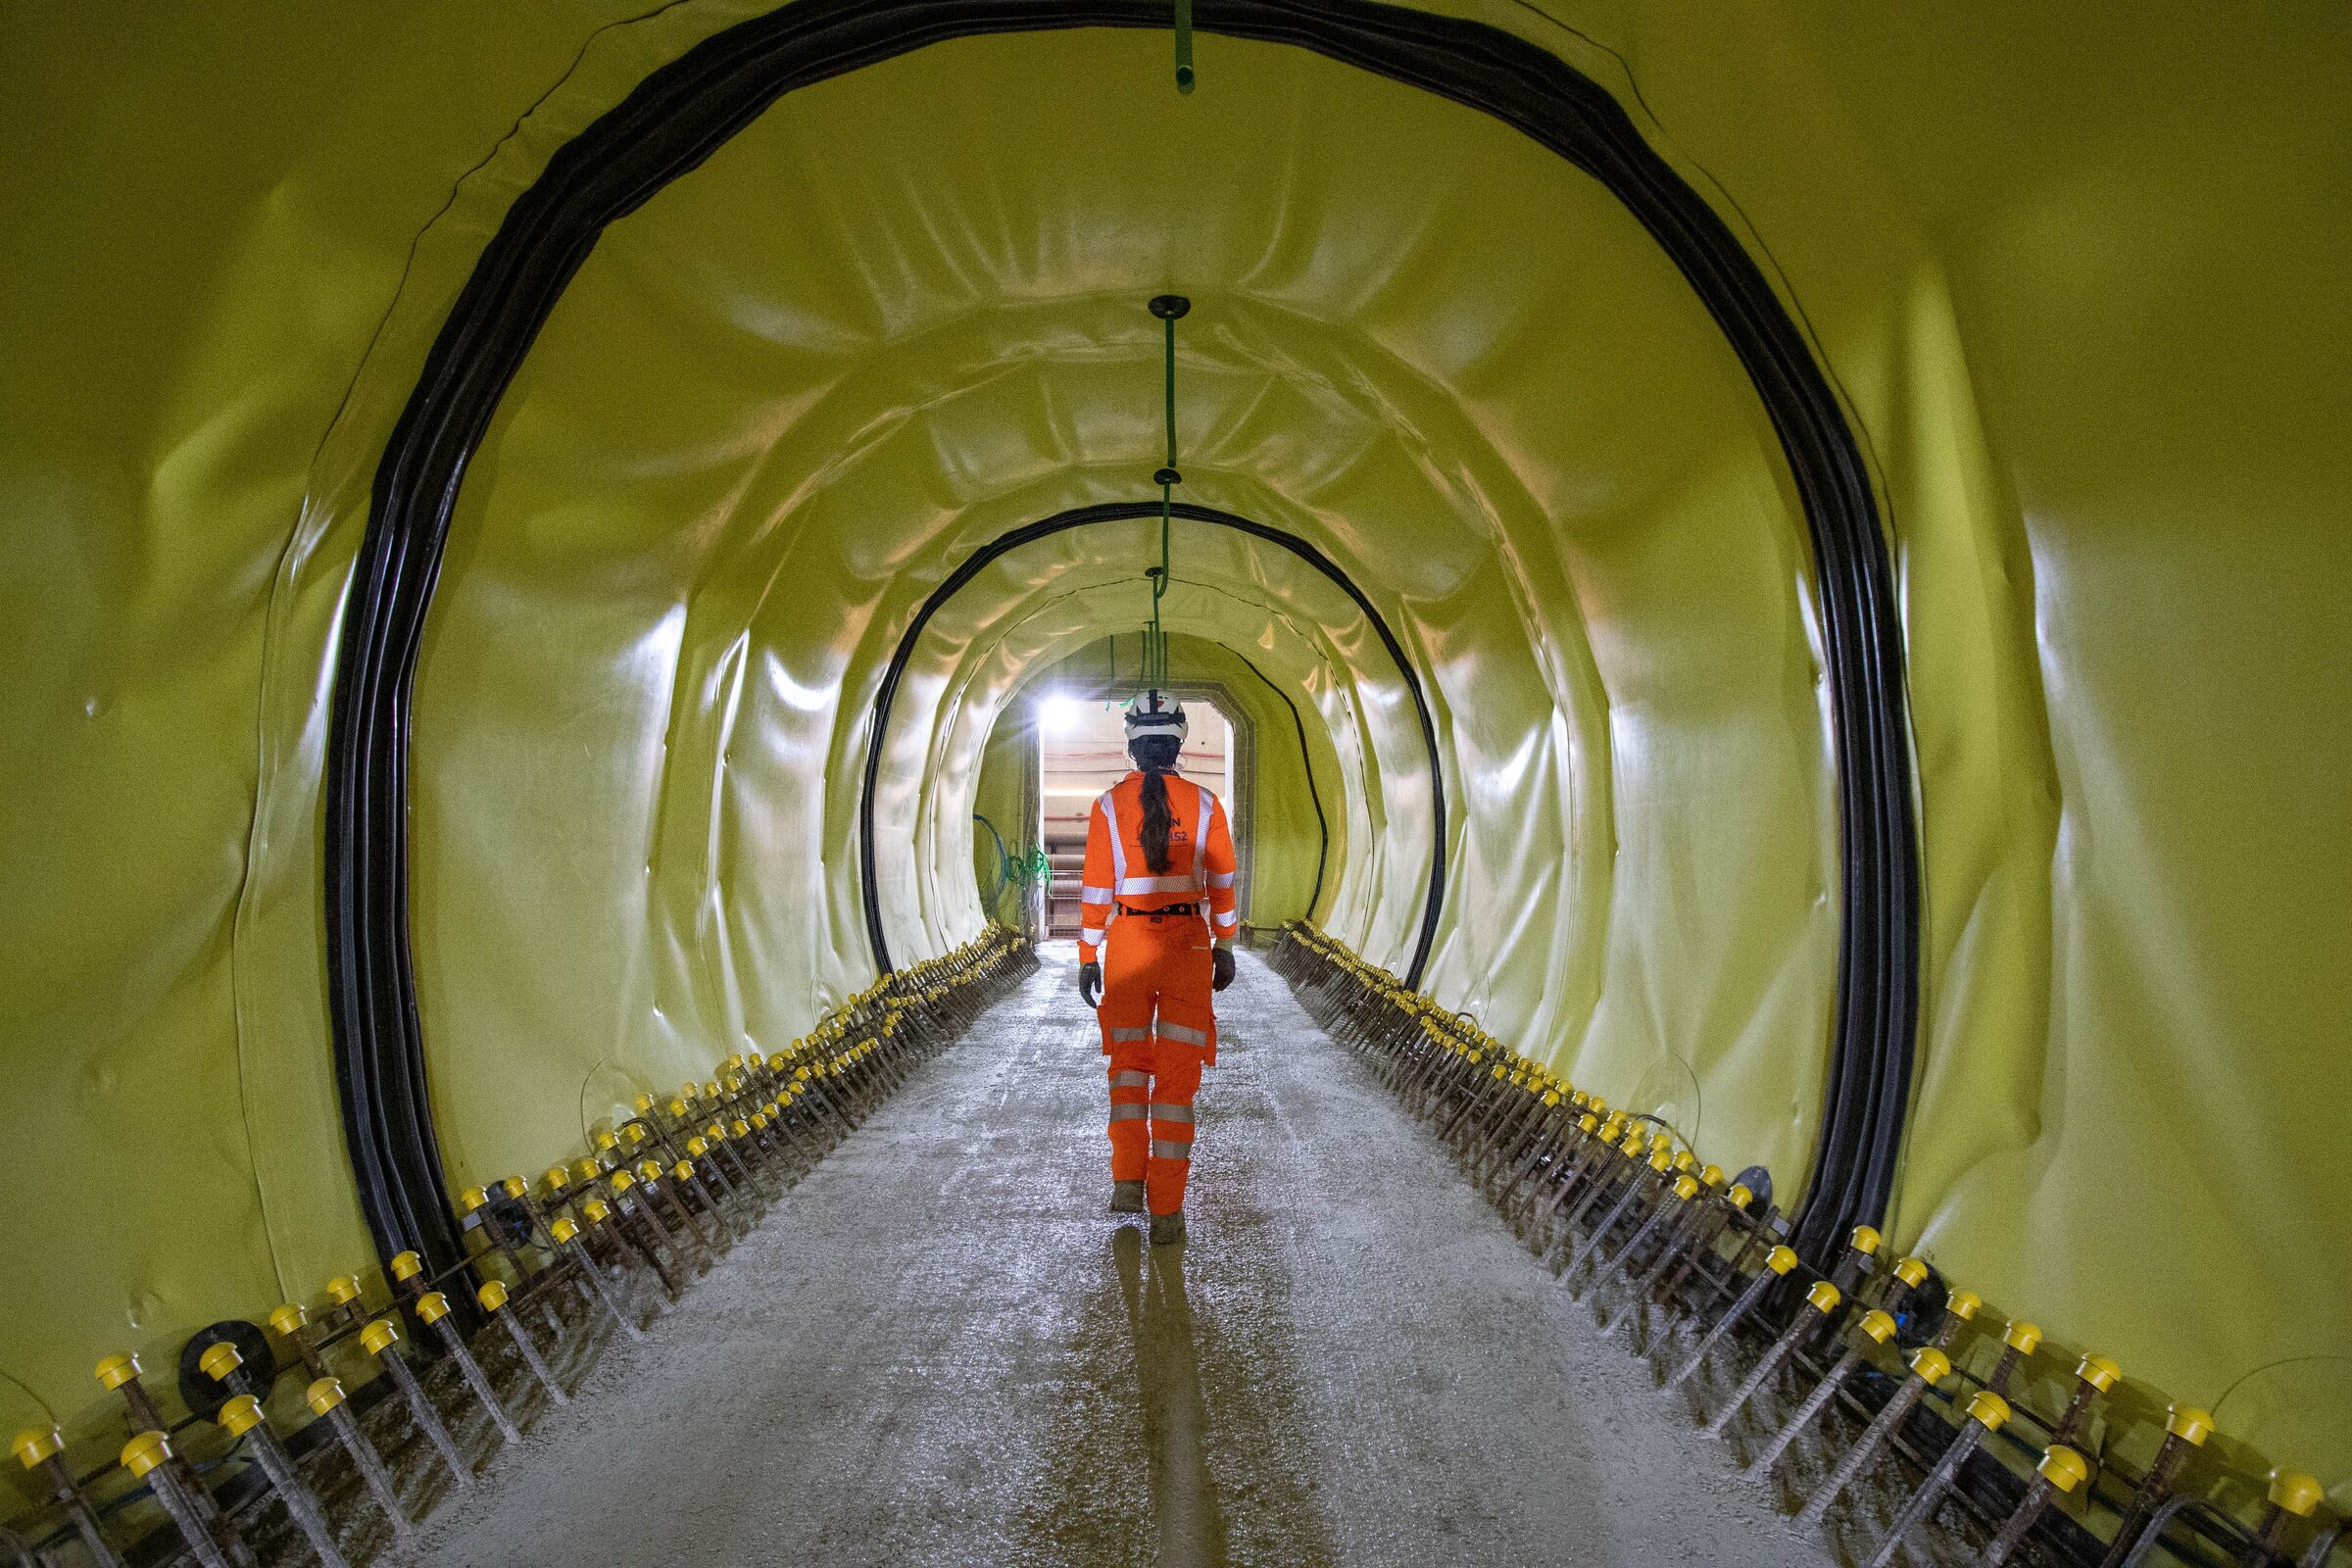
[[2, 2, 2347, 1564]]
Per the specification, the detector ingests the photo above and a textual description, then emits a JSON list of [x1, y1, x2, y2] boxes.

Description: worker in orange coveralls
[[1077, 691, 1238, 1248]]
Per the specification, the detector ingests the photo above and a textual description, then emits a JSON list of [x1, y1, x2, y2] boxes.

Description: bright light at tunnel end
[[1038, 693, 1079, 733]]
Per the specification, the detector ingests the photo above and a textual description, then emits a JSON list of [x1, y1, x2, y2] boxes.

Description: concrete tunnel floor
[[385, 947, 1836, 1568]]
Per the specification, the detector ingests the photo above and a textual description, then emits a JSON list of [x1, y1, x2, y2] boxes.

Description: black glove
[[1079, 961, 1102, 1008], [1211, 947, 1236, 992]]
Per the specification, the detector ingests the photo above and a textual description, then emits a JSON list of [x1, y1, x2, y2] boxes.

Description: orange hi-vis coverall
[[1079, 770, 1238, 1216]]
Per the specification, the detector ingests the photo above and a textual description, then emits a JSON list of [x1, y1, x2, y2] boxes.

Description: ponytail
[[1138, 766, 1175, 873]]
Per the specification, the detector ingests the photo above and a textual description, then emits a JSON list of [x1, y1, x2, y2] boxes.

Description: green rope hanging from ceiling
[[1145, 293, 1189, 693]]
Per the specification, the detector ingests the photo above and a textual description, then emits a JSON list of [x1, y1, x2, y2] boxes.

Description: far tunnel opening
[[1029, 659, 1238, 942]]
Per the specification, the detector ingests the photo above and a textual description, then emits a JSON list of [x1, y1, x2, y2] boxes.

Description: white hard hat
[[1123, 690, 1188, 744]]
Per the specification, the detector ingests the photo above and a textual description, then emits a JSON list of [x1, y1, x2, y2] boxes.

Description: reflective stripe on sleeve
[[1099, 793, 1127, 887], [1211, 910, 1238, 932], [1156, 1020, 1211, 1049], [1194, 787, 1212, 891], [1208, 870, 1236, 889], [1081, 886, 1113, 905]]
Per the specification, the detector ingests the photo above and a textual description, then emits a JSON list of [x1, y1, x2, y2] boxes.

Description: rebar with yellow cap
[[1551, 1128, 1653, 1276], [1704, 1280, 1843, 1437], [1862, 1390, 2014, 1568], [637, 1156, 718, 1269], [12, 1425, 123, 1568], [1982, 1445, 2091, 1566], [304, 1375, 411, 1538], [416, 1289, 522, 1446], [2052, 1352, 2121, 1449], [547, 1212, 644, 1340], [121, 1430, 247, 1568], [1563, 1143, 1679, 1289], [1799, 1346, 1955, 1527], [603, 1170, 687, 1299], [359, 1314, 475, 1483], [1592, 1172, 1705, 1332], [1668, 1244, 1801, 1393], [95, 1353, 252, 1564], [1618, 1163, 1725, 1304], [212, 1392, 350, 1568], [1748, 1305, 1902, 1475], [477, 1278, 568, 1405], [1985, 1317, 2043, 1396], [2099, 1405, 2216, 1568]]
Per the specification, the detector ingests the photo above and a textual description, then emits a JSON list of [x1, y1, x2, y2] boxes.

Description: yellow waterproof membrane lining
[[334, 0, 1911, 1307], [3, 0, 2346, 1496]]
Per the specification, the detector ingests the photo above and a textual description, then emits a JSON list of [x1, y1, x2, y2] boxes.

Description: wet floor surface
[[386, 947, 1833, 1568]]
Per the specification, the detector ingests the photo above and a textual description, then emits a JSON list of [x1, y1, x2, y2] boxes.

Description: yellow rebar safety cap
[[11, 1428, 62, 1469], [1908, 1348, 1953, 1385], [2002, 1319, 2043, 1355], [198, 1342, 241, 1380], [218, 1395, 265, 1437], [478, 1281, 510, 1312], [1765, 1246, 1799, 1276], [1857, 1309, 1898, 1345], [305, 1377, 345, 1416], [120, 1431, 170, 1478], [2076, 1354, 2121, 1392], [2037, 1446, 2089, 1493], [416, 1291, 452, 1325], [361, 1318, 400, 1355], [390, 1250, 422, 1282], [1966, 1391, 2012, 1430], [2267, 1470, 2323, 1516], [95, 1353, 138, 1389], [2166, 1405, 2215, 1446]]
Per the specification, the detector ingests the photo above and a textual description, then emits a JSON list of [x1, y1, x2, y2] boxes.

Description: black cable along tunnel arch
[[857, 500, 1428, 982], [326, 0, 1920, 1290]]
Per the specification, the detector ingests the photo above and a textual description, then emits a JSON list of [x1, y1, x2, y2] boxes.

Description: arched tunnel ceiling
[[3, 0, 2345, 1494], [411, 24, 1839, 1234]]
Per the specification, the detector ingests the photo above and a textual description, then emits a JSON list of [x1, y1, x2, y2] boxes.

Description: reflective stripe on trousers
[[1105, 1039, 1203, 1216]]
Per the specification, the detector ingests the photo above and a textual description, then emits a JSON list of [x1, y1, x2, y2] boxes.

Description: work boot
[[1109, 1179, 1146, 1214], [1149, 1209, 1186, 1248]]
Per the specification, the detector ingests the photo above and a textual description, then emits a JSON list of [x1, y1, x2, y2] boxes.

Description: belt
[[1119, 902, 1200, 918]]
